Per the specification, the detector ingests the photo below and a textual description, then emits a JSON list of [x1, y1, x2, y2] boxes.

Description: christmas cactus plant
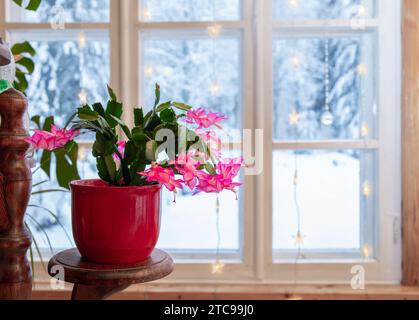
[[26, 84, 244, 200]]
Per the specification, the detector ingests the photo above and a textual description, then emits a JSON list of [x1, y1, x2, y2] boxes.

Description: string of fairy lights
[[286, 0, 372, 271]]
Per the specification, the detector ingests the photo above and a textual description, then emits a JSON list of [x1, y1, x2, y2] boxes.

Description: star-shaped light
[[143, 9, 152, 20], [210, 82, 221, 96], [78, 147, 87, 161], [358, 4, 367, 17], [289, 0, 299, 8], [212, 262, 225, 275], [78, 32, 86, 48], [361, 122, 369, 138], [363, 180, 372, 197], [293, 231, 306, 246], [357, 64, 368, 76], [144, 65, 153, 77], [78, 88, 87, 105], [362, 244, 371, 259], [291, 55, 301, 68], [288, 110, 300, 127], [208, 24, 222, 38]]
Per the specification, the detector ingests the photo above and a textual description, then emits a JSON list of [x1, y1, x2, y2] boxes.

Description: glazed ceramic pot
[[70, 179, 162, 264]]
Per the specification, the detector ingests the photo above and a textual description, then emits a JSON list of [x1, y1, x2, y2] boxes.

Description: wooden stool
[[48, 248, 174, 300]]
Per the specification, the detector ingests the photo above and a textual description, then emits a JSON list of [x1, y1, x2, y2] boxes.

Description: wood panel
[[402, 0, 419, 286]]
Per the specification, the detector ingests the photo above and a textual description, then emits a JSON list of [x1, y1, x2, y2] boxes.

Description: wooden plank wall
[[402, 0, 419, 286]]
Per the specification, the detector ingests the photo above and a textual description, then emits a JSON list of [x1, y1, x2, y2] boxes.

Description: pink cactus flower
[[139, 164, 183, 193], [217, 157, 244, 180], [25, 125, 79, 151], [173, 153, 201, 190], [195, 172, 242, 196], [185, 107, 227, 130], [195, 157, 244, 197], [113, 141, 126, 161], [198, 130, 222, 158]]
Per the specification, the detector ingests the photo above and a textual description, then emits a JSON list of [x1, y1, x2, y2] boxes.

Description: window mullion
[[254, 0, 274, 281], [0, 0, 5, 39], [119, 0, 139, 129]]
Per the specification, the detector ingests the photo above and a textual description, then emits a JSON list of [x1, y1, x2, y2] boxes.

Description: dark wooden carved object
[[0, 39, 32, 300]]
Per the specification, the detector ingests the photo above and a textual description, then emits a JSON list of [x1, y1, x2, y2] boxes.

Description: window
[[0, 0, 401, 283]]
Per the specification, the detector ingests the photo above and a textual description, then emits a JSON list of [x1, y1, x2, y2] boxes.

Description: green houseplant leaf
[[12, 0, 42, 11]]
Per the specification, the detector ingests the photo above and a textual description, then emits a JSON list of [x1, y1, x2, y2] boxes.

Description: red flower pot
[[70, 180, 162, 264]]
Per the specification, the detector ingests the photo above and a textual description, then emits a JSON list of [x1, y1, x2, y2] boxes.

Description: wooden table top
[[48, 248, 174, 287]]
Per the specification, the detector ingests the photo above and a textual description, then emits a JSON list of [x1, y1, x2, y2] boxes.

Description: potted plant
[[25, 84, 243, 264]]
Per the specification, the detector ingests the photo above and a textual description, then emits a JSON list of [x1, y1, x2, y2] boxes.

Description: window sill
[[32, 283, 419, 300]]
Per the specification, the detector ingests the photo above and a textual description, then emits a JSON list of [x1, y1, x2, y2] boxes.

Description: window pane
[[28, 150, 98, 249], [273, 35, 376, 141], [273, 0, 375, 20], [10, 31, 110, 133], [7, 0, 110, 22], [140, 0, 241, 21], [158, 184, 241, 251], [272, 149, 376, 251], [141, 30, 242, 132]]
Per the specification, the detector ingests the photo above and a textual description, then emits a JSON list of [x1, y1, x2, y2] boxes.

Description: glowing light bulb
[[293, 170, 299, 186], [361, 122, 369, 138], [212, 262, 225, 275], [288, 110, 300, 127], [163, 67, 173, 77], [362, 244, 371, 259], [210, 82, 221, 96], [357, 64, 368, 76], [291, 55, 301, 68], [208, 24, 222, 38], [289, 0, 299, 8], [287, 295, 303, 301], [358, 4, 367, 17], [78, 147, 87, 161], [78, 32, 86, 48], [144, 65, 153, 77], [363, 180, 372, 197], [78, 88, 87, 105], [143, 9, 152, 20], [293, 231, 306, 246]]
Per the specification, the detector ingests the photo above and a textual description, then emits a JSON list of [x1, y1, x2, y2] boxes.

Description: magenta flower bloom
[[25, 125, 79, 151], [185, 107, 227, 130], [173, 153, 201, 190], [195, 172, 242, 195], [217, 157, 244, 180], [195, 157, 244, 196], [139, 164, 183, 192], [198, 130, 222, 158], [113, 141, 126, 161]]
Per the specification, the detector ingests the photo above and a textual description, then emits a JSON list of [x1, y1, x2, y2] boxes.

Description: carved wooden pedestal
[[0, 89, 33, 300], [48, 249, 174, 300]]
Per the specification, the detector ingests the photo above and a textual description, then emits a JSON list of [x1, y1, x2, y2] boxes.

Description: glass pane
[[141, 30, 242, 132], [273, 35, 376, 141], [28, 150, 98, 249], [10, 31, 110, 135], [7, 0, 110, 22], [273, 0, 375, 20], [272, 149, 376, 251], [140, 0, 241, 21], [158, 185, 241, 251], [158, 149, 242, 251]]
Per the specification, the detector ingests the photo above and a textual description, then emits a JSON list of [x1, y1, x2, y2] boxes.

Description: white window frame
[[0, 0, 401, 284]]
